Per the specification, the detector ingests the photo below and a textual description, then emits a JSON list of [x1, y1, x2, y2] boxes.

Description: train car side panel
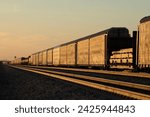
[[35, 53, 39, 65], [38, 52, 43, 65], [60, 45, 67, 65], [138, 19, 150, 68], [90, 34, 105, 66], [42, 50, 47, 65], [47, 49, 53, 65], [77, 39, 89, 66], [67, 43, 76, 65], [29, 56, 32, 65], [31, 54, 36, 65], [53, 47, 60, 66]]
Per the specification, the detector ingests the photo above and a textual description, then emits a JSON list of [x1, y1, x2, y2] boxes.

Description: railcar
[[57, 41, 77, 66], [136, 16, 150, 70], [54, 27, 131, 68], [31, 50, 47, 66], [11, 57, 29, 65], [21, 57, 30, 65], [76, 27, 131, 68]]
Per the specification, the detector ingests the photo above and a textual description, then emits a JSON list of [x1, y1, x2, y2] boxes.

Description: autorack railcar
[[11, 57, 29, 65], [76, 27, 131, 68], [136, 16, 150, 70]]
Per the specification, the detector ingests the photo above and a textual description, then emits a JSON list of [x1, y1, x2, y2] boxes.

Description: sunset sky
[[0, 0, 150, 60]]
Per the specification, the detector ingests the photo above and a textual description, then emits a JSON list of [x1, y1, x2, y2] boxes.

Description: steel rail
[[24, 65, 150, 79], [10, 65, 150, 100], [26, 66, 150, 91]]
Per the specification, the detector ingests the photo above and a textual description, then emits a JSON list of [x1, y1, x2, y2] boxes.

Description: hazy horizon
[[0, 0, 150, 60]]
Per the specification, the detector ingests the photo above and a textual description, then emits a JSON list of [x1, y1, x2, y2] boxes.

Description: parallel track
[[24, 65, 150, 79], [10, 65, 150, 100]]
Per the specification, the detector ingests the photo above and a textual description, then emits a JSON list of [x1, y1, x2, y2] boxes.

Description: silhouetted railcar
[[136, 16, 150, 70], [21, 57, 29, 65], [11, 57, 29, 65]]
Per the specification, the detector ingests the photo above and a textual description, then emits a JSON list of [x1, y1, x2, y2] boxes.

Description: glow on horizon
[[0, 0, 150, 60]]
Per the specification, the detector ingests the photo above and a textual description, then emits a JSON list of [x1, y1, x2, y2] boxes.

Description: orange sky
[[0, 0, 150, 60]]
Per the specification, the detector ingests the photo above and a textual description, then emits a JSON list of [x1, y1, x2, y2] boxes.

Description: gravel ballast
[[0, 64, 126, 100]]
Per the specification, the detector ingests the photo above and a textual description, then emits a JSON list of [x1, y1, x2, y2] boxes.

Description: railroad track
[[23, 65, 150, 79], [10, 65, 150, 100], [21, 65, 150, 86]]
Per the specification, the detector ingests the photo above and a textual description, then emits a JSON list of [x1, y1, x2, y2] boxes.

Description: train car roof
[[140, 16, 150, 23], [60, 27, 128, 46]]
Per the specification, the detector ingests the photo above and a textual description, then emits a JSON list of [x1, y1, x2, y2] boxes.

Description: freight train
[[11, 16, 150, 72]]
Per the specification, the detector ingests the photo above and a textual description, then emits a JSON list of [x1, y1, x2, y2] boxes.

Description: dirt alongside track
[[0, 64, 126, 100]]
